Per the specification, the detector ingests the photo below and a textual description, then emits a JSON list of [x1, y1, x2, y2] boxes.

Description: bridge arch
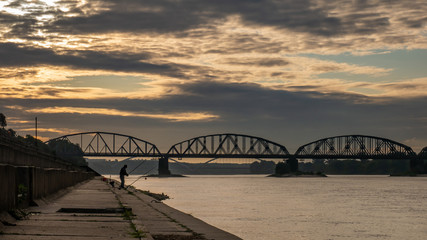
[[294, 135, 416, 159], [166, 133, 290, 159], [46, 132, 162, 157]]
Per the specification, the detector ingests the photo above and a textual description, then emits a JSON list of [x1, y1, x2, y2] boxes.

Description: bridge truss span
[[166, 133, 291, 159], [46, 132, 162, 157], [294, 135, 416, 160]]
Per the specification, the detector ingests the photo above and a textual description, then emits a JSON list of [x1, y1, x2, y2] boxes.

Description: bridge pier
[[287, 156, 299, 172], [410, 158, 425, 174], [158, 157, 171, 175]]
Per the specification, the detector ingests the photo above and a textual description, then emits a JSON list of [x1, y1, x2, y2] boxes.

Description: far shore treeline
[[88, 158, 416, 176]]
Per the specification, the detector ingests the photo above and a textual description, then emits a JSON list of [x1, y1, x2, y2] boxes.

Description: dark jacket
[[120, 166, 128, 177]]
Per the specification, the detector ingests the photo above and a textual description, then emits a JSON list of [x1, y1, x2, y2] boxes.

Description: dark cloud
[[52, 8, 209, 34], [224, 58, 290, 67], [37, 87, 91, 97], [45, 0, 422, 37], [311, 65, 343, 72], [0, 11, 19, 22], [270, 72, 295, 78], [5, 18, 43, 40], [398, 15, 427, 29], [0, 69, 37, 79], [0, 12, 36, 40], [202, 34, 286, 55], [0, 42, 195, 78], [1, 1, 58, 40], [0, 0, 423, 53]]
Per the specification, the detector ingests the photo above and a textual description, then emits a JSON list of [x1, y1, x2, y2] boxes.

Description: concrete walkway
[[0, 177, 242, 240]]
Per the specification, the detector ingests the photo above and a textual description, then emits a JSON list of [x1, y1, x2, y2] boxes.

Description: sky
[[0, 0, 426, 153]]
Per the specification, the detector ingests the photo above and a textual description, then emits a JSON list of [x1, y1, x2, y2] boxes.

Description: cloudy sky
[[0, 0, 426, 153]]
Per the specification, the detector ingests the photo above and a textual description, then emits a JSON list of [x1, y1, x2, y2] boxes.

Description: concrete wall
[[0, 137, 95, 211], [0, 164, 95, 211], [0, 165, 16, 211], [32, 168, 93, 200], [0, 136, 78, 170]]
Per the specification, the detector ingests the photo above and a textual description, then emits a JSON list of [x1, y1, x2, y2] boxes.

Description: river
[[117, 175, 427, 240]]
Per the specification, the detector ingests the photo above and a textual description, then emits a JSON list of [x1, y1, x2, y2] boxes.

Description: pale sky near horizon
[[0, 0, 426, 152]]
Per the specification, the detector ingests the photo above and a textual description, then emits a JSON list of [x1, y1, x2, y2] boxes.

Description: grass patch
[[116, 196, 146, 239], [7, 209, 29, 220], [154, 210, 206, 239], [121, 208, 135, 221], [130, 224, 146, 239], [138, 190, 169, 201]]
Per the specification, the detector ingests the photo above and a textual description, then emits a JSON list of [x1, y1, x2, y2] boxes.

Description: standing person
[[119, 164, 129, 189]]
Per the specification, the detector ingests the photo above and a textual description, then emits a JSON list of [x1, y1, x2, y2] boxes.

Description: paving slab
[[2, 236, 127, 240], [0, 177, 140, 240], [112, 187, 242, 240], [4, 220, 131, 236], [29, 213, 125, 222]]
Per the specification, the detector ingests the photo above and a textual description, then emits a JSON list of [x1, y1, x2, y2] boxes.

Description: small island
[[270, 157, 427, 177], [269, 158, 327, 177]]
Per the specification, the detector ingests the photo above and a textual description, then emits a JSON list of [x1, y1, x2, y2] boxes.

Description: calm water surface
[[120, 175, 426, 240]]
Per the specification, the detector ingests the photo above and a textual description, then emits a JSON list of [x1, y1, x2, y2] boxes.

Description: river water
[[119, 175, 426, 240]]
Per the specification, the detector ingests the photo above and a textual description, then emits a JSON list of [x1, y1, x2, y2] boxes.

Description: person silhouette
[[119, 164, 129, 189]]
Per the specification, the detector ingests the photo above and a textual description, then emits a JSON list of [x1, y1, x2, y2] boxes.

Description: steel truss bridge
[[167, 133, 290, 159], [47, 132, 162, 157], [46, 132, 425, 175], [294, 135, 416, 160]]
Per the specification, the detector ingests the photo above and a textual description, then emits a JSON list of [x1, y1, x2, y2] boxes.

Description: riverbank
[[0, 176, 241, 240]]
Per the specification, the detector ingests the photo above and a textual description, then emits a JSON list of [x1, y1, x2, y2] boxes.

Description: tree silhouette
[[0, 113, 6, 129], [250, 160, 276, 174]]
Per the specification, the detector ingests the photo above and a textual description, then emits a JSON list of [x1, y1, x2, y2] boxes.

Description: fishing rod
[[109, 158, 147, 188], [125, 165, 157, 189], [128, 159, 147, 174]]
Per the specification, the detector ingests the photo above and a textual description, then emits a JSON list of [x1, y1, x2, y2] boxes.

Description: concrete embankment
[[0, 177, 242, 240], [0, 136, 95, 212], [0, 164, 94, 211]]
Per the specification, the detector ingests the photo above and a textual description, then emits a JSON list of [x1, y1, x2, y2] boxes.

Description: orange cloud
[[24, 106, 219, 122]]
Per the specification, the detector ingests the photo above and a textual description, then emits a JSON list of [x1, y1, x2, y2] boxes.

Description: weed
[[138, 190, 169, 201], [116, 196, 145, 239], [8, 209, 29, 220], [121, 208, 135, 221], [130, 224, 146, 239], [17, 184, 28, 204]]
